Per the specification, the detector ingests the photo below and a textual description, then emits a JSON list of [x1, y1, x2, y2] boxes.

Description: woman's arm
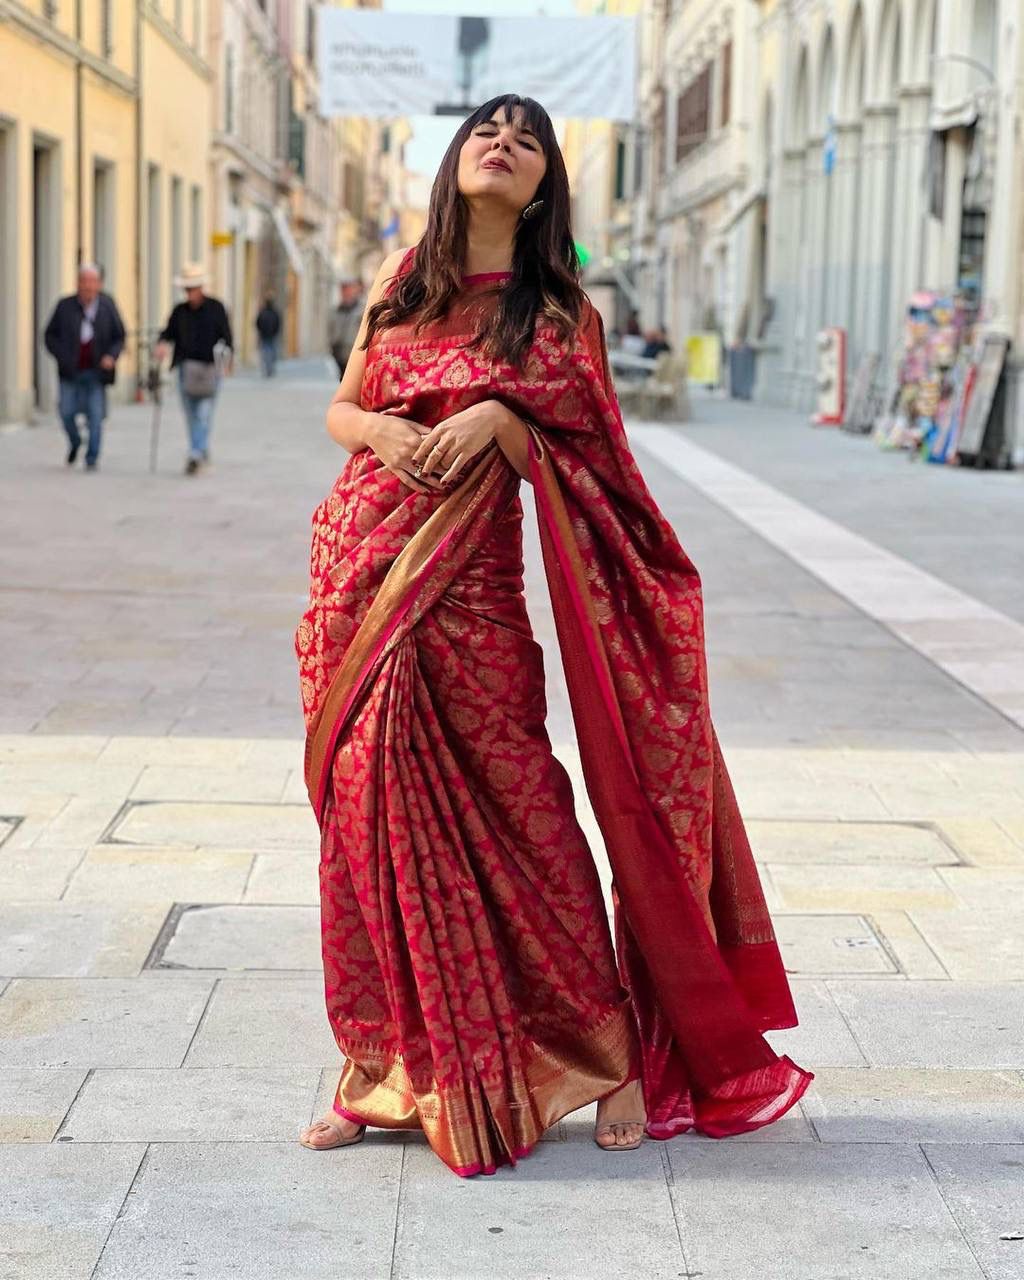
[[325, 247, 411, 454], [492, 407, 531, 480]]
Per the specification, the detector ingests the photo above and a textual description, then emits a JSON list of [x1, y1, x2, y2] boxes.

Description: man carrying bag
[[154, 262, 233, 475]]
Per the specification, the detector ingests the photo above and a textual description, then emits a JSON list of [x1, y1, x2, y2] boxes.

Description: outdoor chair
[[637, 351, 690, 421]]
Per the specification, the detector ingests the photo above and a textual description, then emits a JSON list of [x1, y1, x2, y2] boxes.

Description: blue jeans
[[177, 367, 219, 461], [259, 338, 278, 377], [59, 370, 105, 465]]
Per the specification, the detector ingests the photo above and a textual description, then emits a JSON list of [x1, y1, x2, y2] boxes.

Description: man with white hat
[[154, 262, 233, 475]]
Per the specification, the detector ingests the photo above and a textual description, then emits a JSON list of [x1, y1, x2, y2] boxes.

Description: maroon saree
[[295, 250, 812, 1175]]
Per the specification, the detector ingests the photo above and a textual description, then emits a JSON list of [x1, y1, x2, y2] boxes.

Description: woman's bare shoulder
[[367, 245, 418, 304]]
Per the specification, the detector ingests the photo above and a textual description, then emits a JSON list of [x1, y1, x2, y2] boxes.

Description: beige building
[[630, 0, 752, 356], [1, 0, 411, 416], [751, 0, 1022, 451], [207, 0, 287, 367], [0, 0, 212, 421], [1, 0, 138, 420]]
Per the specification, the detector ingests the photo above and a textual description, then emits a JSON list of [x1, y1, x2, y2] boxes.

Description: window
[[146, 164, 162, 329], [189, 185, 202, 261], [93, 161, 115, 286], [721, 41, 732, 128], [224, 44, 235, 133], [170, 175, 183, 279], [676, 65, 711, 162], [652, 89, 665, 182], [43, 0, 58, 19], [306, 6, 316, 64], [614, 137, 626, 201], [101, 0, 113, 56]]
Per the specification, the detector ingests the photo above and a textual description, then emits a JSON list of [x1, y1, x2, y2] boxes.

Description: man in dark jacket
[[43, 263, 126, 470], [255, 293, 282, 377], [154, 262, 233, 475]]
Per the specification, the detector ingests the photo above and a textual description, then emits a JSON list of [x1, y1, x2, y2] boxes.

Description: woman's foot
[[298, 1111, 366, 1150], [594, 1078, 646, 1151]]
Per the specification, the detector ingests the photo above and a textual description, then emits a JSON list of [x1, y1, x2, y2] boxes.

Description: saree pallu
[[296, 260, 812, 1175]]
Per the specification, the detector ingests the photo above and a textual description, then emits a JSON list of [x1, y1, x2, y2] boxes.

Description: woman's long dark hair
[[362, 94, 586, 368]]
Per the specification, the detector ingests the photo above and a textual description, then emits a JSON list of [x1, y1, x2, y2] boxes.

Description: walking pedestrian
[[327, 277, 365, 379], [296, 93, 812, 1176], [153, 263, 233, 475], [43, 263, 125, 471], [255, 292, 281, 377]]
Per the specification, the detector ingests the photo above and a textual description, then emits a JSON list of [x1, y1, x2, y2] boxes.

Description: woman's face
[[457, 104, 547, 214]]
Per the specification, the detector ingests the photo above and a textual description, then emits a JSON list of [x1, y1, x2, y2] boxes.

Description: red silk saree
[[295, 253, 812, 1176]]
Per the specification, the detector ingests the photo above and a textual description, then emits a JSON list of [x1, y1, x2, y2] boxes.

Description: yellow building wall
[[81, 71, 139, 327], [0, 24, 78, 417], [0, 5, 213, 420], [140, 17, 212, 337]]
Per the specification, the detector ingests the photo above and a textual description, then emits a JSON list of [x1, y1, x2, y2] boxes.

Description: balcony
[[656, 126, 745, 221]]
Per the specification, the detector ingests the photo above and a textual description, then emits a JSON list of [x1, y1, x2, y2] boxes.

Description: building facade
[[0, 0, 212, 419], [626, 0, 753, 356], [626, 0, 1024, 455], [1, 0, 409, 418], [207, 0, 287, 367]]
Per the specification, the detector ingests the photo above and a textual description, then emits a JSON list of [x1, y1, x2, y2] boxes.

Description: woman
[[295, 94, 812, 1178]]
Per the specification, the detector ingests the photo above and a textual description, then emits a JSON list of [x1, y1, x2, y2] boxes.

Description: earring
[[521, 199, 544, 221]]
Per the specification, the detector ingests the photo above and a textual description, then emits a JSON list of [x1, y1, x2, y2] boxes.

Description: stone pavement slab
[[0, 902, 168, 977], [769, 862, 958, 912], [1, 1144, 147, 1280], [182, 977, 338, 1067], [665, 1141, 986, 1280], [763, 980, 870, 1067], [0, 977, 213, 1068], [91, 1142, 403, 1280], [922, 1145, 1024, 1280], [60, 1067, 320, 1143], [746, 817, 960, 864], [771, 912, 898, 976], [391, 1140, 684, 1280], [0, 1067, 87, 1142], [0, 846, 86, 899], [828, 980, 1024, 1067], [242, 850, 320, 904], [801, 1068, 1024, 1143], [62, 843, 254, 903], [158, 903, 322, 972], [129, 764, 290, 803], [106, 798, 319, 850], [904, 906, 1024, 980]]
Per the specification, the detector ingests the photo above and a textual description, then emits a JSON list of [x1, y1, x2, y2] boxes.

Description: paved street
[[2, 364, 1024, 1280]]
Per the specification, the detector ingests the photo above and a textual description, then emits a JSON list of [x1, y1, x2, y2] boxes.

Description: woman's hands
[[410, 400, 515, 488], [364, 412, 443, 494]]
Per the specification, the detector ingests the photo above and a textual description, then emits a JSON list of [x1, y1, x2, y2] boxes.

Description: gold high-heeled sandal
[[298, 1117, 367, 1151], [593, 1120, 646, 1152]]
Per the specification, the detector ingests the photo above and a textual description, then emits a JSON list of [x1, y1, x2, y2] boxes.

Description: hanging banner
[[317, 8, 636, 122]]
